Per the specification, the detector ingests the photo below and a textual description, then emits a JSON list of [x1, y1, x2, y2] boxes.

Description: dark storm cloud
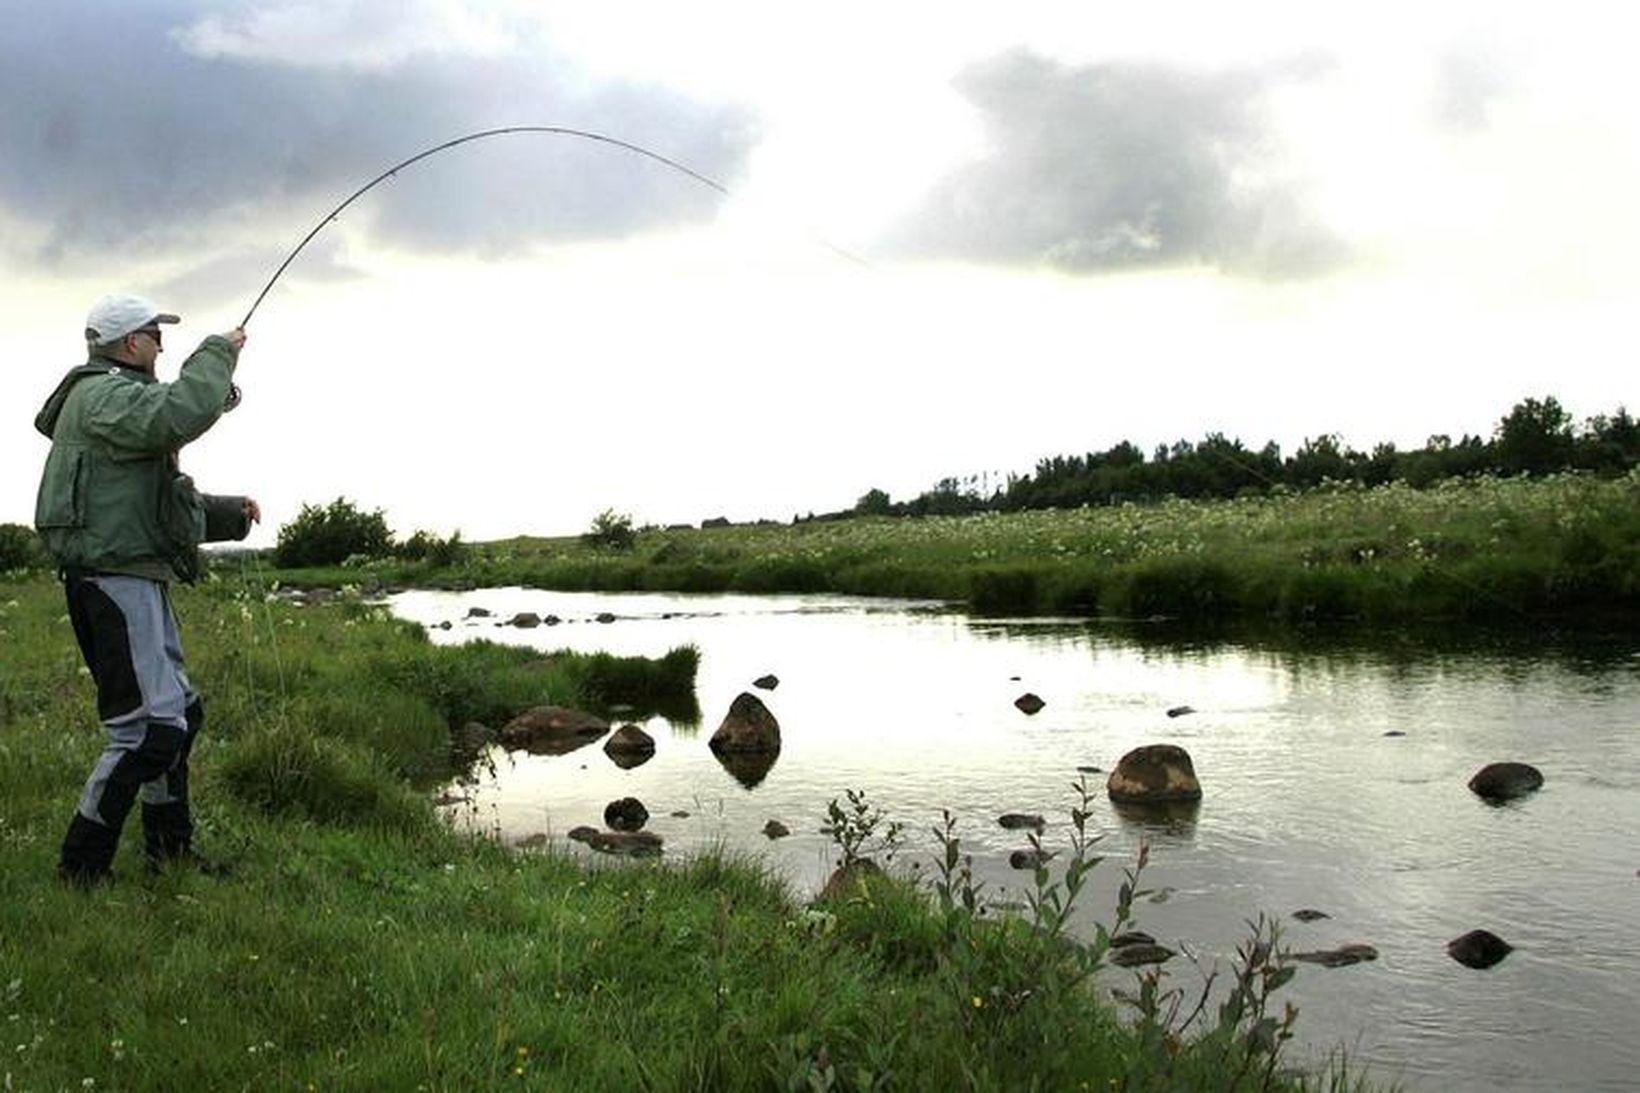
[[889, 51, 1346, 279], [0, 1, 754, 272]]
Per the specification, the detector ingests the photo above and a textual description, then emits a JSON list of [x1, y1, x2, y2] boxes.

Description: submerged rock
[[509, 612, 541, 628], [1109, 931, 1157, 949], [1468, 762, 1544, 803], [1290, 944, 1378, 967], [997, 813, 1045, 832], [753, 674, 780, 690], [762, 820, 790, 839], [709, 692, 781, 753], [1166, 705, 1195, 718], [1014, 693, 1046, 715], [1110, 943, 1175, 968], [1448, 929, 1513, 969], [1008, 848, 1056, 870], [1292, 909, 1332, 923], [604, 797, 649, 832], [465, 606, 492, 619], [497, 706, 609, 754], [1107, 744, 1203, 804], [569, 828, 663, 857]]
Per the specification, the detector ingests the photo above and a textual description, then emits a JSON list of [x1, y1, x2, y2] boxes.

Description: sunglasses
[[131, 327, 163, 347]]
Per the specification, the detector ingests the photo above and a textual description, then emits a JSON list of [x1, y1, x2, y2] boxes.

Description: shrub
[[582, 508, 636, 551], [0, 523, 46, 571], [274, 498, 393, 568], [396, 528, 468, 567]]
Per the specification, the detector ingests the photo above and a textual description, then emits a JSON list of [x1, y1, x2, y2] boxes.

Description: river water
[[389, 588, 1640, 1092]]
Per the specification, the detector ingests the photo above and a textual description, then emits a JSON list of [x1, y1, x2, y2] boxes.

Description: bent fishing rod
[[239, 124, 862, 330]]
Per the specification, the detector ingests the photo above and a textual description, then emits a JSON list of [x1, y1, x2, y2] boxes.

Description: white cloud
[[172, 0, 515, 69]]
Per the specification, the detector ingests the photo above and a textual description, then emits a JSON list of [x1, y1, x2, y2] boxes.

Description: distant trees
[[832, 396, 1636, 521]]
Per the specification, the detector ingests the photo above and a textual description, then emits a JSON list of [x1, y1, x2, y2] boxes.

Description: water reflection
[[389, 588, 1640, 1093], [712, 747, 780, 789]]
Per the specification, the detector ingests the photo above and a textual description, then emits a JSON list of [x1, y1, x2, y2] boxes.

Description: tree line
[[838, 396, 1637, 519]]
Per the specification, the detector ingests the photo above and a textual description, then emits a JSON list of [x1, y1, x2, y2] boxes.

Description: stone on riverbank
[[1107, 744, 1203, 804]]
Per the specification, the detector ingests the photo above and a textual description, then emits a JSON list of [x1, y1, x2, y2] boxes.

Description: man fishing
[[34, 293, 258, 885]]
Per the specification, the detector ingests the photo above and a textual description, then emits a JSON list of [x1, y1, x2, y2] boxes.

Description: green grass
[[269, 471, 1638, 624], [0, 572, 1384, 1092]]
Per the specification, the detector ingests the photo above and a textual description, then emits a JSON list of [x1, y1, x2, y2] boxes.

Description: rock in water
[[762, 819, 790, 839], [709, 692, 781, 753], [1290, 944, 1378, 967], [1014, 693, 1045, 715], [753, 674, 780, 690], [997, 813, 1045, 832], [604, 797, 649, 832], [603, 724, 656, 759], [1107, 744, 1203, 803], [1166, 705, 1195, 718], [1292, 909, 1331, 923], [497, 706, 609, 754], [1468, 762, 1544, 802], [1110, 943, 1175, 968], [1448, 929, 1513, 969]]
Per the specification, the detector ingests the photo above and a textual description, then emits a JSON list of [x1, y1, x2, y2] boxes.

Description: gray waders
[[57, 572, 204, 883]]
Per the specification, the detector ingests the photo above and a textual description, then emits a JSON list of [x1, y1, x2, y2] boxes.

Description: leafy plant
[[582, 508, 636, 551], [820, 788, 904, 868], [0, 523, 46, 572], [274, 497, 393, 567]]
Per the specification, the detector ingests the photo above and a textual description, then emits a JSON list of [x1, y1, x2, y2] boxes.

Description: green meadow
[[292, 471, 1636, 625], [0, 573, 1375, 1092]]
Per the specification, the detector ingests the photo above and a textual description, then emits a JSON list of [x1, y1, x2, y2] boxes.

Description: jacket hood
[[35, 358, 150, 439]]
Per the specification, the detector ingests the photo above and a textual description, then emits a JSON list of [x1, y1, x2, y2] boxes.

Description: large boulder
[[498, 706, 609, 755], [1107, 744, 1203, 803], [1468, 762, 1544, 803], [709, 692, 781, 753]]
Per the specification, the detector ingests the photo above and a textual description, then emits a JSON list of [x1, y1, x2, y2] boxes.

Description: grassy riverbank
[[0, 572, 1375, 1091], [283, 472, 1636, 624]]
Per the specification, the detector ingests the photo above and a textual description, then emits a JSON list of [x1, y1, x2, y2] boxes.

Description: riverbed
[[389, 588, 1640, 1092]]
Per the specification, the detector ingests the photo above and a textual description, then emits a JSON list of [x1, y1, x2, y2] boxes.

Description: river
[[389, 588, 1640, 1092]]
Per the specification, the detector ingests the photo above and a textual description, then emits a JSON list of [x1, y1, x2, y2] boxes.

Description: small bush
[[274, 498, 393, 568], [582, 509, 636, 551], [396, 529, 468, 567], [0, 523, 46, 571]]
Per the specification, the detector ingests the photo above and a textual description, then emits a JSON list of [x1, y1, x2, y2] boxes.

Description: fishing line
[[240, 125, 866, 330]]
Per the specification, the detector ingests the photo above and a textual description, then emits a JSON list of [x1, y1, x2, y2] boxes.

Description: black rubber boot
[[58, 812, 119, 887]]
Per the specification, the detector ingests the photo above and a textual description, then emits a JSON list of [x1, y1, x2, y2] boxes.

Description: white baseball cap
[[85, 293, 181, 346]]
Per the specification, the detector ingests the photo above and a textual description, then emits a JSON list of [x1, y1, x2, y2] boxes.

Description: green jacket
[[33, 335, 251, 583]]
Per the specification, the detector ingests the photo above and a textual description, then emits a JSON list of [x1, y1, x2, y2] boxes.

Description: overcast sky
[[3, 1, 1635, 542]]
